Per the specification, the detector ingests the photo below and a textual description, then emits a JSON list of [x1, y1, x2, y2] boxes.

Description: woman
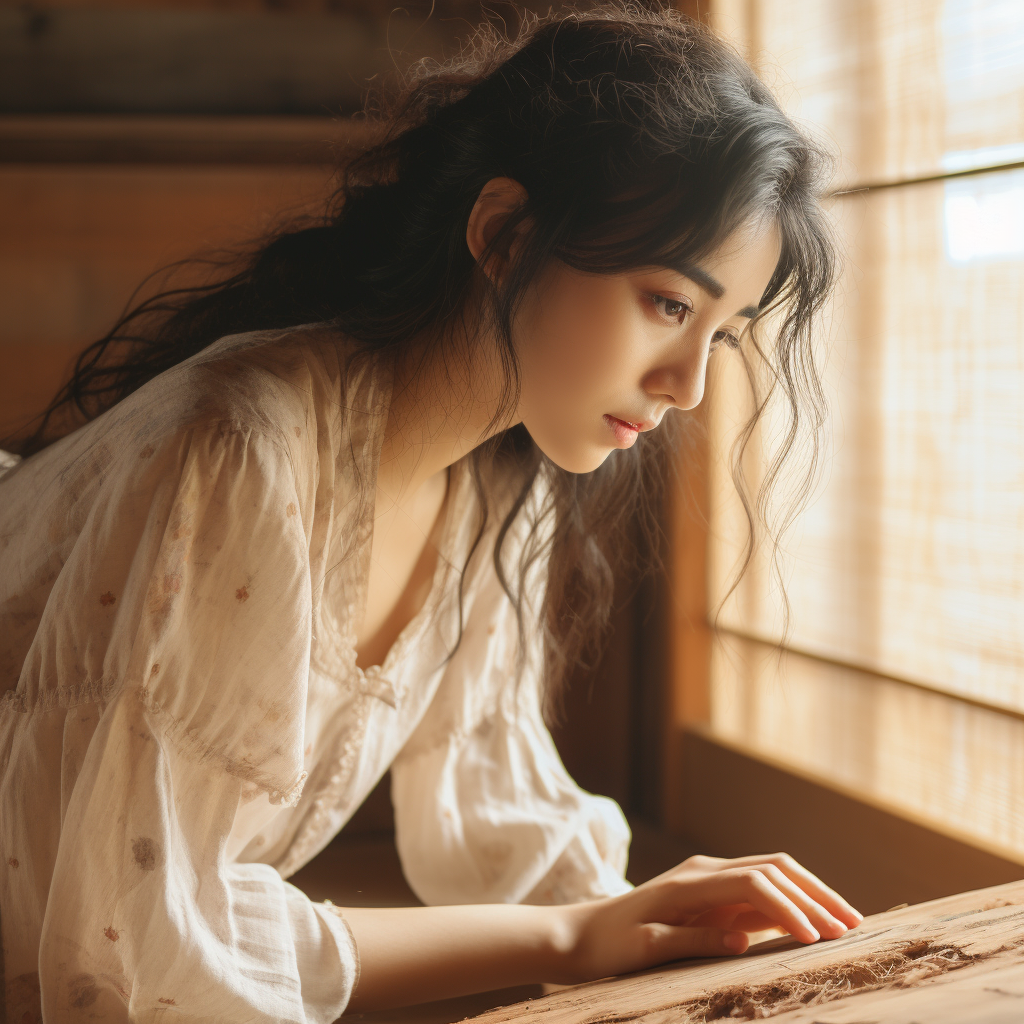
[[0, 3, 861, 1021]]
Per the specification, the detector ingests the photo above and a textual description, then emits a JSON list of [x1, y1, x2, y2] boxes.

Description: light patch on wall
[[942, 0, 1024, 145], [944, 168, 1024, 264]]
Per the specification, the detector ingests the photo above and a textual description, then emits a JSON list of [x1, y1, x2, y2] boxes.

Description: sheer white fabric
[[0, 324, 631, 1023]]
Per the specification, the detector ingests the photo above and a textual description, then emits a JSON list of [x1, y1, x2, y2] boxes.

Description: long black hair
[[7, 1, 836, 713]]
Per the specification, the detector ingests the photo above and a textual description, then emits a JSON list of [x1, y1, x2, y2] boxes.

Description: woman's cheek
[[564, 320, 630, 395]]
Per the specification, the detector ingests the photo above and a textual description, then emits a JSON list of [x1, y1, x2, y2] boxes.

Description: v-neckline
[[350, 461, 466, 692]]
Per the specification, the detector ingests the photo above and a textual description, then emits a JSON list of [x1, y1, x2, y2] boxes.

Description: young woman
[[0, 3, 861, 1021]]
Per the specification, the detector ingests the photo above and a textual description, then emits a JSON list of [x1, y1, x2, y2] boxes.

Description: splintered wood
[[468, 879, 1024, 1023]]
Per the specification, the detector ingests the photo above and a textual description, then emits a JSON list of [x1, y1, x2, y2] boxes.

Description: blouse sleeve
[[33, 419, 359, 1023], [389, 479, 633, 907]]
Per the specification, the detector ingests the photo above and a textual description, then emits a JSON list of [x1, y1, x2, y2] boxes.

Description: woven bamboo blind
[[702, 0, 1024, 860]]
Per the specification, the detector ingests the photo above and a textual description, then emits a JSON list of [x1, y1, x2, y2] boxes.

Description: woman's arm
[[342, 851, 863, 1012], [21, 418, 362, 1022]]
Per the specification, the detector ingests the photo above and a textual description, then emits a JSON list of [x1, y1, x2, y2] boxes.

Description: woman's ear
[[466, 177, 532, 286]]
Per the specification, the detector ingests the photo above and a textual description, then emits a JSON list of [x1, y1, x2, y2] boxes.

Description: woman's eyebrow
[[671, 263, 761, 319], [674, 262, 725, 299]]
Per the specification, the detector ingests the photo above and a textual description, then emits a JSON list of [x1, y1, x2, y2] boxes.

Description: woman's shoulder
[[105, 324, 371, 461], [158, 321, 366, 442], [2, 323, 379, 521]]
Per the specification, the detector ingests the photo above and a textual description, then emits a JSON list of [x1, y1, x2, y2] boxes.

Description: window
[[678, 0, 1024, 863]]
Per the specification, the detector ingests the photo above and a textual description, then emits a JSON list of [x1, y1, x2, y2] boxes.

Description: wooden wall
[[0, 160, 335, 433]]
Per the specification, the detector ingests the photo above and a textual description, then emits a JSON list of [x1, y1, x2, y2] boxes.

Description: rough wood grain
[[468, 880, 1024, 1024]]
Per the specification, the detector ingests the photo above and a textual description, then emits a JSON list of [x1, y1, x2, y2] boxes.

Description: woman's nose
[[643, 356, 708, 411]]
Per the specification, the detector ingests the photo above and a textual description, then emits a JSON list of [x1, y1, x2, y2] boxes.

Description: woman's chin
[[534, 441, 617, 475]]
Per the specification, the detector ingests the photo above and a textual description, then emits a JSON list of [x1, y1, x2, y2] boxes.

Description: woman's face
[[512, 221, 782, 474]]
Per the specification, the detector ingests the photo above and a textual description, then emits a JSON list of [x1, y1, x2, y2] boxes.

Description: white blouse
[[0, 324, 632, 1024]]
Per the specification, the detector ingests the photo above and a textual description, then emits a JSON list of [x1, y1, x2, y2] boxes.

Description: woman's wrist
[[543, 896, 615, 985]]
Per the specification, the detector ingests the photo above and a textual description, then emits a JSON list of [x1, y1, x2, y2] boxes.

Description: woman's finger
[[757, 863, 849, 939], [694, 852, 862, 928], [733, 853, 862, 928], [730, 910, 786, 934], [644, 923, 750, 963], [689, 906, 779, 933], [654, 868, 822, 944]]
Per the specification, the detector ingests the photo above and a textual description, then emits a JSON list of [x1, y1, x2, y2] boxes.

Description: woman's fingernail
[[805, 925, 820, 941], [724, 932, 746, 953]]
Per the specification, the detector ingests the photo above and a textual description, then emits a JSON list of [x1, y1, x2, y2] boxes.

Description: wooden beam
[[0, 7, 451, 115], [0, 114, 376, 164], [662, 409, 713, 833]]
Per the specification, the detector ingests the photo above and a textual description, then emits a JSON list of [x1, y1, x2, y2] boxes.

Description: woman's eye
[[650, 294, 693, 323], [710, 329, 741, 352], [647, 294, 741, 351]]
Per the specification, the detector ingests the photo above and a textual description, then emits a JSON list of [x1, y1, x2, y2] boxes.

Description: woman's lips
[[603, 414, 641, 447]]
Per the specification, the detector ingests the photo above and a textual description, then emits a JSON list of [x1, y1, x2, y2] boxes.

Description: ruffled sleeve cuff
[[290, 887, 362, 1023]]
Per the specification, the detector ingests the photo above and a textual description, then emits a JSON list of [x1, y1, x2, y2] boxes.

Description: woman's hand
[[341, 851, 862, 1011], [554, 851, 864, 984]]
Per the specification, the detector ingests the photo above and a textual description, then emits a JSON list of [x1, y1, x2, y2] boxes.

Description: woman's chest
[[355, 469, 450, 669]]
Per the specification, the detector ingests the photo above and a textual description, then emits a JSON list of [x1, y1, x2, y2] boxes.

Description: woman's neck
[[375, 329, 513, 504]]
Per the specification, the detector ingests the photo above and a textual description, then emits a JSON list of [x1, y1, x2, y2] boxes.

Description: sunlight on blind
[[713, 174, 1024, 712], [710, 633, 1024, 861], [704, 0, 1024, 857], [945, 169, 1024, 263], [714, 0, 1024, 186]]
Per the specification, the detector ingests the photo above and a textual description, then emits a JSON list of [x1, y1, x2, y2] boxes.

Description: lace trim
[[135, 683, 309, 807], [0, 674, 116, 714], [1, 676, 308, 808], [274, 688, 373, 877]]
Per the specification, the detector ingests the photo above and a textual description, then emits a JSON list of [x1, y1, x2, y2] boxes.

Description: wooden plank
[[467, 879, 1024, 1024], [0, 7, 451, 115], [0, 3, 710, 118], [0, 164, 332, 437], [9, 0, 544, 18], [0, 114, 378, 164]]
